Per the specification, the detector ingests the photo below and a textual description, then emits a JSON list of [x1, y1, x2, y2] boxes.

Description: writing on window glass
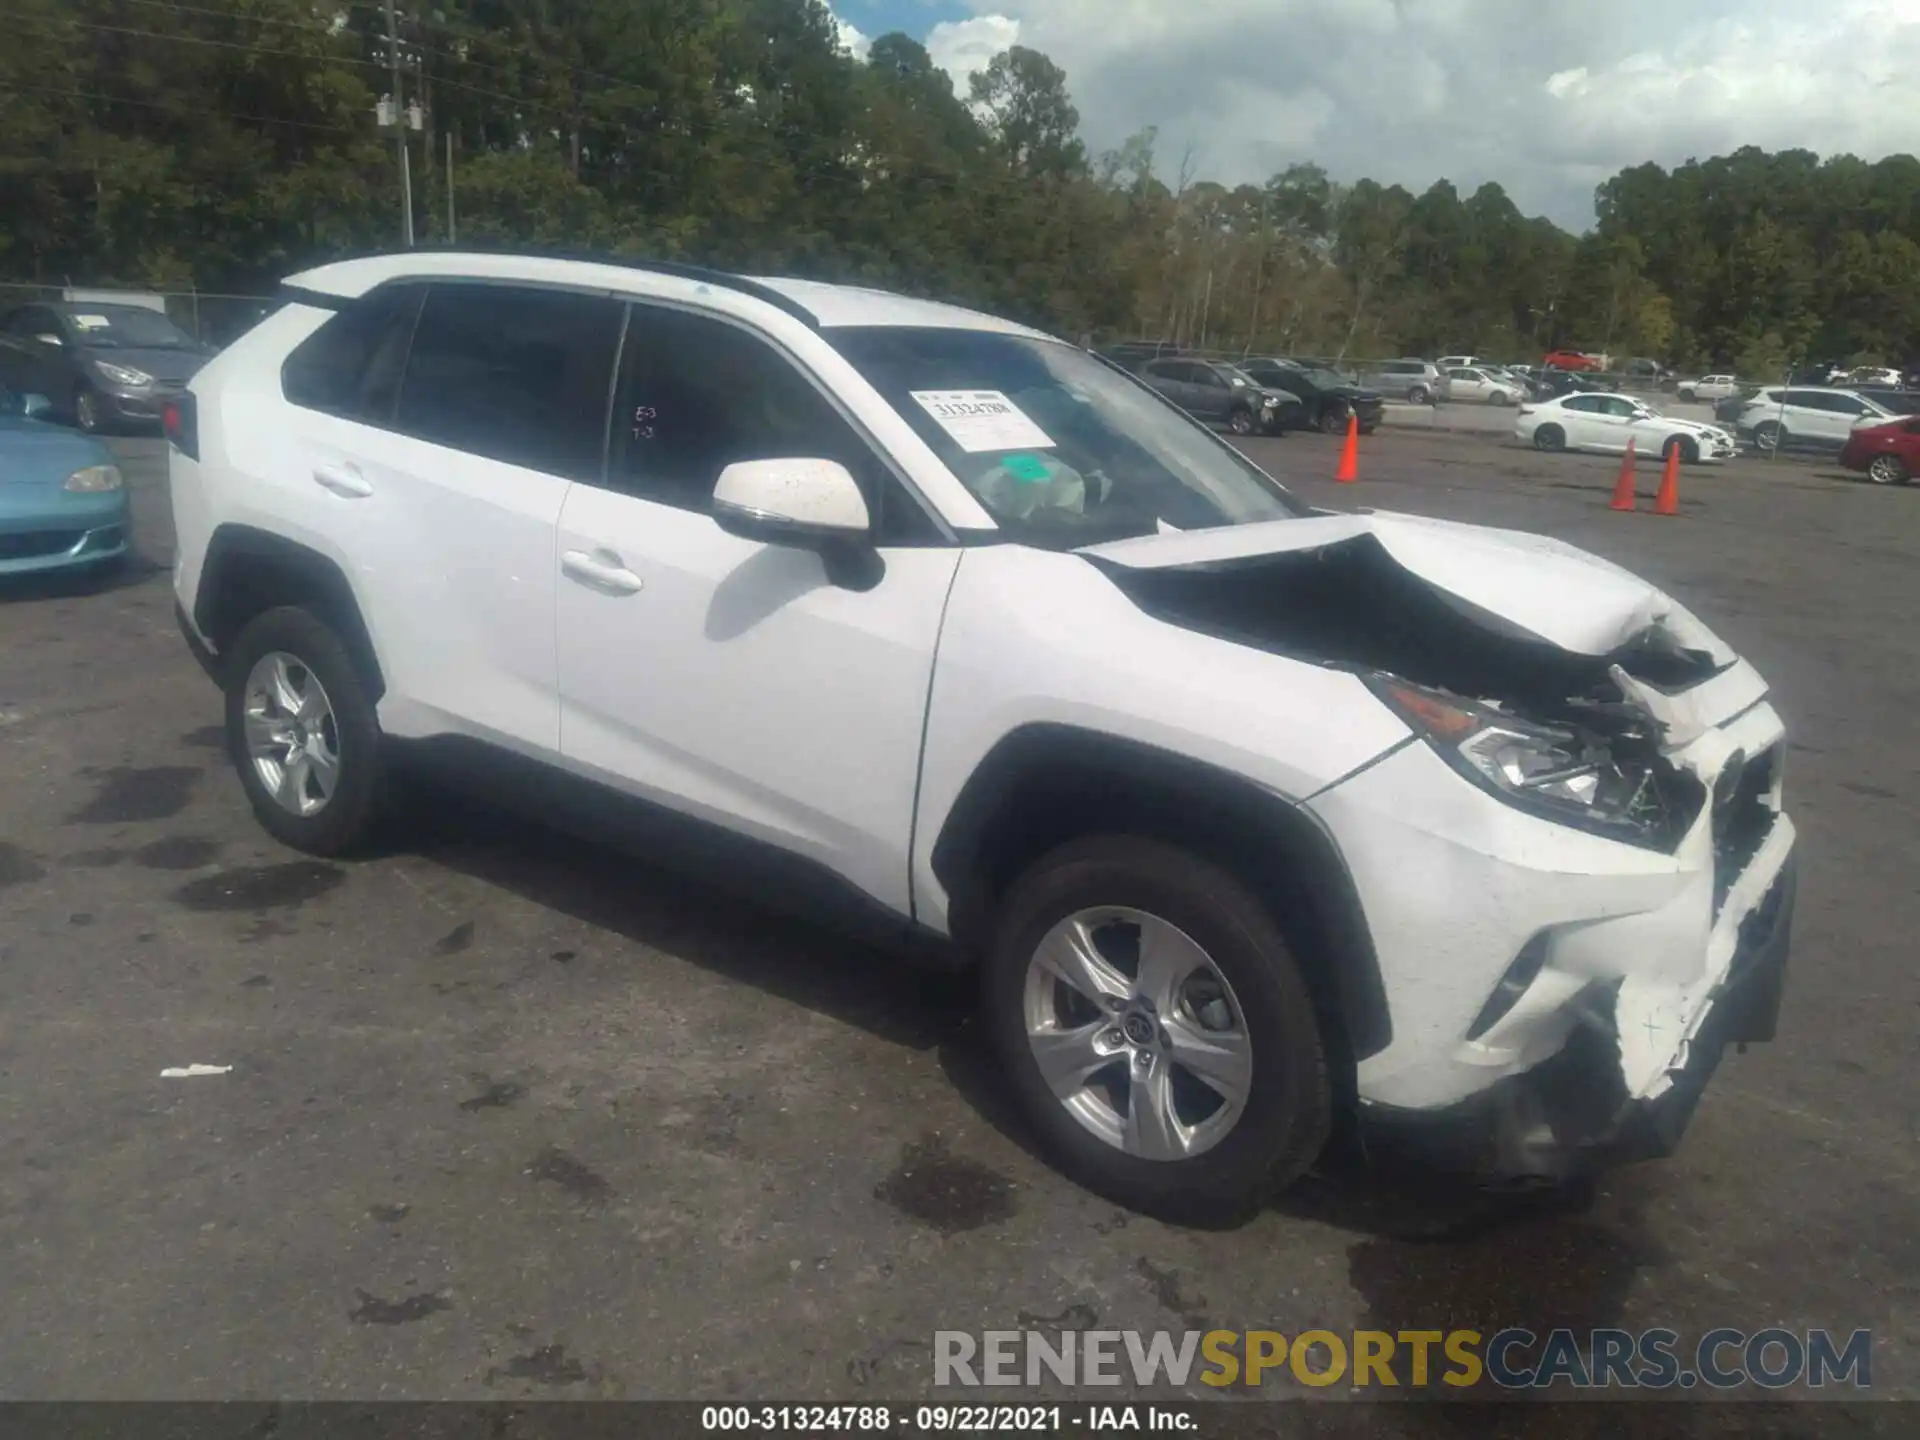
[[631, 403, 658, 441]]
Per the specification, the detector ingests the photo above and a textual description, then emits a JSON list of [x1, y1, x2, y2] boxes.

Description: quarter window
[[395, 283, 624, 479], [282, 283, 426, 424]]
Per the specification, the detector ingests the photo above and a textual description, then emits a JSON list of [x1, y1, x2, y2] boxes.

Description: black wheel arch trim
[[192, 524, 386, 700], [928, 723, 1393, 1063]]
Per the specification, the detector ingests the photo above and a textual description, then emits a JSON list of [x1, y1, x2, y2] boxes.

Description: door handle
[[561, 549, 644, 596], [313, 463, 372, 498]]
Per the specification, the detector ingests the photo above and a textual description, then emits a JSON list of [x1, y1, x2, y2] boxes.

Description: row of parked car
[[1099, 344, 1387, 436]]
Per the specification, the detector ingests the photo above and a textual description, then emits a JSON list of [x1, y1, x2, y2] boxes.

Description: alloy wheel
[[1868, 454, 1908, 485], [1022, 907, 1253, 1162], [242, 651, 341, 817]]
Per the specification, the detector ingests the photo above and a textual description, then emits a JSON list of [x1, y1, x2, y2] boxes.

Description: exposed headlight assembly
[[93, 361, 153, 387], [64, 464, 124, 492], [1366, 675, 1694, 848]]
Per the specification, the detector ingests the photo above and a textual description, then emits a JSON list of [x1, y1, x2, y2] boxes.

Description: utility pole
[[446, 132, 455, 243], [385, 0, 413, 246]]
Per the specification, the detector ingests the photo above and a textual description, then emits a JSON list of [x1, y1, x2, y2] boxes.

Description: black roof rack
[[283, 244, 821, 330]]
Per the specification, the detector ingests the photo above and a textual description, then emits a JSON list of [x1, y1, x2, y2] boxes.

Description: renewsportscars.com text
[[934, 1327, 1872, 1391]]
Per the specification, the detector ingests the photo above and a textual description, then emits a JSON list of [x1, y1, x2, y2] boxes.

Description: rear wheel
[[1407, 384, 1431, 405], [223, 606, 389, 856], [1867, 453, 1910, 485], [1533, 424, 1566, 452], [982, 836, 1331, 1224], [1489, 390, 1513, 406]]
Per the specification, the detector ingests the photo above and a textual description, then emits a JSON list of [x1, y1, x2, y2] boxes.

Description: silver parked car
[[1357, 357, 1442, 405]]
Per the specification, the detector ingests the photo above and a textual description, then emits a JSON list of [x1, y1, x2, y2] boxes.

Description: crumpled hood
[[1082, 509, 1735, 663], [1080, 509, 1741, 723]]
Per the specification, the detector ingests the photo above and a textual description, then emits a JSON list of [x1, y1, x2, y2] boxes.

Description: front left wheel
[[1227, 407, 1256, 436], [223, 605, 389, 856], [982, 836, 1331, 1224]]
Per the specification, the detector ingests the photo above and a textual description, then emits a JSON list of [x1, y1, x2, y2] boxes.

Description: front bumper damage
[[1083, 509, 1800, 1185], [1356, 854, 1794, 1185]]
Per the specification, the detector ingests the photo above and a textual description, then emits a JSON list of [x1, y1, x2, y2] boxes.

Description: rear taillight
[[163, 392, 198, 461]]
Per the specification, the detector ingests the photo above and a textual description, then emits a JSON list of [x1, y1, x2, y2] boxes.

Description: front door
[[553, 301, 961, 919]]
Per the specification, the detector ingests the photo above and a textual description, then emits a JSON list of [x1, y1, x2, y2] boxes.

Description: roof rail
[[292, 244, 821, 330]]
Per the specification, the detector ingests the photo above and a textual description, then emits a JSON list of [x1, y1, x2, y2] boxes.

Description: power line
[[0, 79, 365, 135]]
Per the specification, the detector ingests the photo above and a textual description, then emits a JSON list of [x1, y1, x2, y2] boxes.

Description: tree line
[[4, 0, 1918, 373]]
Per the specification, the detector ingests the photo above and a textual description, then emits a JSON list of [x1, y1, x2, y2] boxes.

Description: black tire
[[1533, 423, 1566, 452], [223, 605, 389, 856], [1488, 390, 1513, 407], [1227, 406, 1256, 436], [1407, 384, 1431, 405], [1663, 435, 1699, 465], [73, 383, 106, 434], [1317, 405, 1348, 436], [1867, 453, 1909, 485], [981, 836, 1331, 1225], [1677, 388, 1696, 403], [1753, 421, 1784, 454]]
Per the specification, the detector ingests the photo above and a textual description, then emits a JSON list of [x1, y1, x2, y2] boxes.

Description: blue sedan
[[0, 387, 130, 579]]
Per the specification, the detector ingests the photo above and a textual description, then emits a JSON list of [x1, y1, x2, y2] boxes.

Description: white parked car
[[1440, 366, 1520, 405], [1842, 366, 1903, 389], [1676, 375, 1742, 403], [166, 250, 1797, 1217], [1515, 393, 1739, 463], [1735, 387, 1900, 453]]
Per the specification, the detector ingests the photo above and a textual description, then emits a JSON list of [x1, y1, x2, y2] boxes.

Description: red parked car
[[1838, 416, 1920, 485], [1542, 350, 1604, 372]]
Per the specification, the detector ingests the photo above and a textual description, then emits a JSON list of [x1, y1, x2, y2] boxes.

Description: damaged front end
[[1082, 511, 1798, 1185]]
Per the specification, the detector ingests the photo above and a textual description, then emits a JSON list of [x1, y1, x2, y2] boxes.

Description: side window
[[282, 284, 426, 424], [395, 283, 624, 479], [607, 303, 939, 544], [1143, 360, 1181, 382], [1830, 395, 1869, 415], [1195, 366, 1227, 389], [1782, 390, 1824, 411], [1562, 396, 1600, 413], [1605, 397, 1640, 418]]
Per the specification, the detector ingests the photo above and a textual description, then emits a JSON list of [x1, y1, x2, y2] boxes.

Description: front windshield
[[828, 326, 1309, 547], [60, 306, 197, 349]]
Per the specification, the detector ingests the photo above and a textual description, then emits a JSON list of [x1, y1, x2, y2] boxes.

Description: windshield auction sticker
[[911, 390, 1057, 453]]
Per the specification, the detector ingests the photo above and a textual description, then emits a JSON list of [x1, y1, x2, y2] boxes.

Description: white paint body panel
[[173, 251, 1798, 1135], [555, 482, 960, 917]]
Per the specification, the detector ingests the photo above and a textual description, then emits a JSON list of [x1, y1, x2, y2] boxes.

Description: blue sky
[[825, 0, 1920, 230]]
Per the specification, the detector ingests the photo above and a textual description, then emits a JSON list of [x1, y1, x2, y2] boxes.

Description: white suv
[[167, 251, 1797, 1219], [1736, 386, 1898, 453]]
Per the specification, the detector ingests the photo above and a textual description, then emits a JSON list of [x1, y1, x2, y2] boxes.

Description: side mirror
[[35, 333, 63, 347], [713, 457, 871, 549], [21, 392, 51, 419]]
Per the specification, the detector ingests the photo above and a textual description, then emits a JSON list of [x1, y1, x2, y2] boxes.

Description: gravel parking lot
[[1, 429, 1913, 1427]]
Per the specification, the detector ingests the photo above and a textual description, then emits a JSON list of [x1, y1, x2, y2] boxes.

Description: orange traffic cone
[[1653, 443, 1681, 516], [1610, 438, 1638, 511], [1335, 413, 1359, 484]]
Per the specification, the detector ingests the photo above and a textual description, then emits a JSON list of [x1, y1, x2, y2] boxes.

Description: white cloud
[[828, 7, 872, 61], [927, 14, 1022, 96], [944, 0, 1920, 227]]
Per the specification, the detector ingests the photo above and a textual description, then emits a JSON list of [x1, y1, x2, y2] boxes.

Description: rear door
[[278, 280, 622, 752], [1555, 395, 1614, 449], [1188, 363, 1233, 419], [1139, 359, 1194, 412]]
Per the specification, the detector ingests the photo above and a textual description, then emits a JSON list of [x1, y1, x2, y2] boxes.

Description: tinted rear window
[[395, 283, 624, 479], [281, 284, 425, 422]]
